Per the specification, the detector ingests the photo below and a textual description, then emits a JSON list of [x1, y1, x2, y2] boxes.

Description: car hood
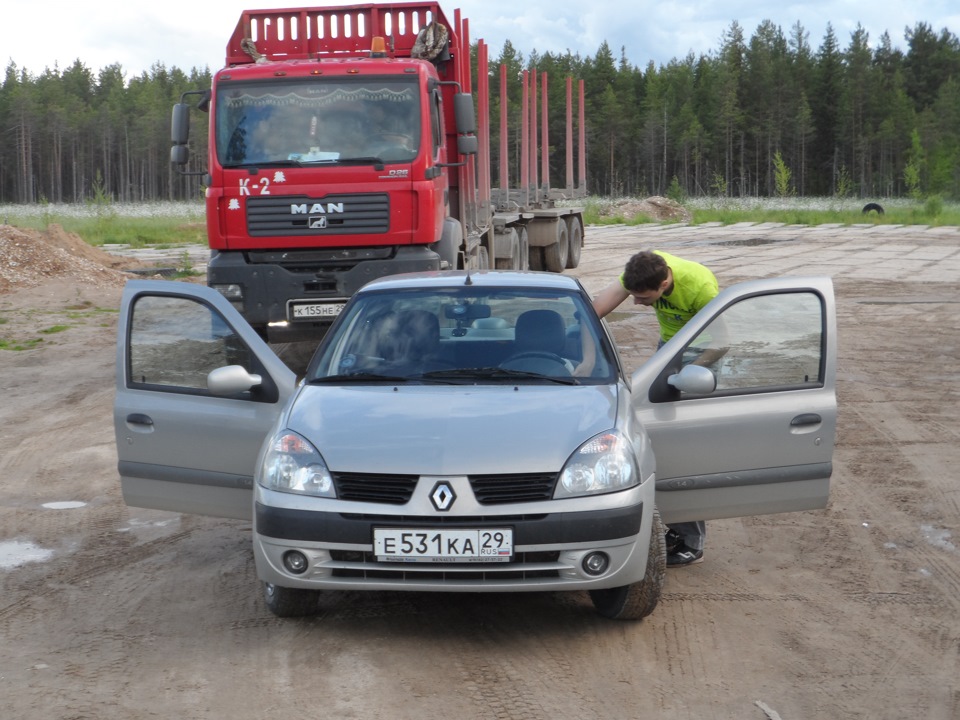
[[286, 383, 620, 475]]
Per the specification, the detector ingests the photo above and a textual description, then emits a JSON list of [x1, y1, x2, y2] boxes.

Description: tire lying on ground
[[862, 202, 885, 215]]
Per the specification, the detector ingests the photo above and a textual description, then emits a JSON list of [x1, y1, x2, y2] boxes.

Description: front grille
[[329, 473, 557, 506], [470, 473, 557, 504], [334, 472, 419, 504], [246, 193, 389, 237], [329, 549, 561, 580]]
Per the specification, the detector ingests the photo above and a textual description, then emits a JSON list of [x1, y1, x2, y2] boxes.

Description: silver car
[[115, 271, 836, 620]]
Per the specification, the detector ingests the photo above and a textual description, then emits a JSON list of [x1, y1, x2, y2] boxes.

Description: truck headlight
[[555, 431, 638, 498], [260, 431, 336, 498]]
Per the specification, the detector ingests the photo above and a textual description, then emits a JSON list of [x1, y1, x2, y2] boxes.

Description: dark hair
[[622, 251, 668, 291]]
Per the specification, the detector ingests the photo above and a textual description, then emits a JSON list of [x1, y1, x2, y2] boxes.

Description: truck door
[[630, 276, 837, 524], [114, 281, 298, 520]]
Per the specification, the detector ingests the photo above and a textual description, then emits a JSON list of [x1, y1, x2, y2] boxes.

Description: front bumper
[[253, 499, 653, 592]]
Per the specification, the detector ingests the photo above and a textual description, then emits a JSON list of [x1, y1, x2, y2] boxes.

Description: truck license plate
[[374, 528, 513, 563], [289, 300, 346, 320]]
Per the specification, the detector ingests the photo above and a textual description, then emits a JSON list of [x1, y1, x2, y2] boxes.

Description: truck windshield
[[216, 77, 420, 166]]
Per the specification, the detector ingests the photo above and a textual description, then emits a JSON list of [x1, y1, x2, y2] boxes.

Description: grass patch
[[39, 325, 71, 335], [0, 337, 44, 351], [0, 201, 206, 248]]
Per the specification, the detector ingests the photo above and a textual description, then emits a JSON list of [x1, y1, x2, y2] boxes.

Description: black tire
[[589, 507, 666, 620], [263, 582, 319, 618], [862, 202, 885, 215], [517, 226, 530, 271], [528, 245, 545, 271], [565, 216, 583, 269], [543, 220, 569, 273]]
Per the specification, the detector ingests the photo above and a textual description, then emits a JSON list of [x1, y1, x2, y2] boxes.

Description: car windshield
[[216, 77, 420, 166], [308, 285, 618, 384]]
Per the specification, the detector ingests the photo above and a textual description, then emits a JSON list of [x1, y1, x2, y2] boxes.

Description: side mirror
[[666, 364, 717, 395], [453, 93, 476, 134], [170, 145, 190, 166], [171, 102, 191, 145], [207, 365, 263, 396], [457, 134, 478, 156]]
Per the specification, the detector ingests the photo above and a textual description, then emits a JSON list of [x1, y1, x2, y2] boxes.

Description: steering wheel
[[500, 351, 572, 375]]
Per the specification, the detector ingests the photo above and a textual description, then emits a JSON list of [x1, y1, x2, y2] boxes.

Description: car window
[[128, 295, 253, 391], [310, 287, 617, 383], [681, 291, 824, 392]]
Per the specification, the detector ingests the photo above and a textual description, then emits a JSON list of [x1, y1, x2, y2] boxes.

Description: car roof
[[357, 270, 583, 294]]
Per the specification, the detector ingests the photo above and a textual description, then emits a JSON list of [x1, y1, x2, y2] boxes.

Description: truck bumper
[[207, 246, 441, 339]]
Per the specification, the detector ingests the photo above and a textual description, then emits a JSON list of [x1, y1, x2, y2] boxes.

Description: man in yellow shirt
[[592, 250, 719, 566]]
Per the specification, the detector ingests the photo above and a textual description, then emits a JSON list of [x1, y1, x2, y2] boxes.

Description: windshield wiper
[[309, 372, 412, 384], [222, 159, 305, 169], [335, 156, 386, 169], [421, 367, 579, 385]]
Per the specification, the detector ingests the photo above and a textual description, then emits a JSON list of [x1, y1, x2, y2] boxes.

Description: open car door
[[631, 276, 837, 525], [114, 280, 298, 520]]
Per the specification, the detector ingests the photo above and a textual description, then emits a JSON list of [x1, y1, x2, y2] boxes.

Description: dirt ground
[[1, 223, 958, 720]]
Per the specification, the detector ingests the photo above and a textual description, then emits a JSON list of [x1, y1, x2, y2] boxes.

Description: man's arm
[[592, 280, 630, 319]]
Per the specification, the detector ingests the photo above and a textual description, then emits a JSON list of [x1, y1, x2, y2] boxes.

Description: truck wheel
[[588, 507, 666, 620], [528, 245, 544, 271], [543, 220, 569, 273], [517, 226, 530, 271], [263, 582, 319, 618], [495, 228, 519, 270], [565, 216, 583, 269]]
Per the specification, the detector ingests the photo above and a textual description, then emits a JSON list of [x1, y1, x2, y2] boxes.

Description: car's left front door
[[114, 280, 298, 520]]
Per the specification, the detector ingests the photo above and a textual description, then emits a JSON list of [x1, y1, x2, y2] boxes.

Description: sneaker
[[667, 543, 704, 567], [665, 529, 683, 554]]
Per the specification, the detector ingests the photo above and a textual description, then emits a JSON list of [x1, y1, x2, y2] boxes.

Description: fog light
[[582, 552, 609, 576], [283, 550, 309, 574]]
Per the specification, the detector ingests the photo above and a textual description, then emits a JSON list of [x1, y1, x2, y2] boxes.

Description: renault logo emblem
[[430, 481, 456, 511]]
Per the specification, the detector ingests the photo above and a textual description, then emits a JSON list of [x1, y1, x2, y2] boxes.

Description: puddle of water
[[0, 540, 55, 569], [921, 524, 956, 552], [42, 501, 87, 510]]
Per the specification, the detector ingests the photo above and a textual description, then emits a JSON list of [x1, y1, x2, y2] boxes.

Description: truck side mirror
[[170, 145, 190, 166], [453, 93, 476, 135], [171, 103, 191, 145], [457, 135, 478, 156]]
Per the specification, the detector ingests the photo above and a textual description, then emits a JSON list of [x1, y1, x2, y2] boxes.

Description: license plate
[[289, 300, 346, 321], [374, 528, 513, 563]]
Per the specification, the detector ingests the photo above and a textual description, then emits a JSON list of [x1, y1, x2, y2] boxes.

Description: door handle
[[790, 413, 821, 427], [126, 413, 154, 427]]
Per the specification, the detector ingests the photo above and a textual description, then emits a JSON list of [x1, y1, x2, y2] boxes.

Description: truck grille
[[332, 473, 558, 505], [246, 194, 389, 237]]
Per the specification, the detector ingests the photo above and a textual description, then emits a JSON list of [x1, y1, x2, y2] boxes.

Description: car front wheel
[[263, 582, 320, 618], [588, 507, 666, 620]]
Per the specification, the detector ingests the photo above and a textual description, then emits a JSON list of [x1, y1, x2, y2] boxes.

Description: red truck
[[171, 2, 587, 341]]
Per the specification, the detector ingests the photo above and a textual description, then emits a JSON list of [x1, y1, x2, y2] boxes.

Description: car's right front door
[[630, 276, 837, 525]]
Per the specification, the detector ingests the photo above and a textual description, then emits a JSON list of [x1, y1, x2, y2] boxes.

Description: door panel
[[631, 277, 837, 525], [115, 281, 298, 520]]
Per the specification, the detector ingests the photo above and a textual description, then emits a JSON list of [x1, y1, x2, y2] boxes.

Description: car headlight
[[260, 431, 336, 498], [555, 431, 639, 498]]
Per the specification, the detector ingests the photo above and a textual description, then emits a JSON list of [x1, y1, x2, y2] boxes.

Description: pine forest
[[1, 20, 958, 205]]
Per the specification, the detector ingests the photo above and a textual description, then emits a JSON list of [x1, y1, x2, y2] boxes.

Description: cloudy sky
[[4, 1, 958, 78]]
